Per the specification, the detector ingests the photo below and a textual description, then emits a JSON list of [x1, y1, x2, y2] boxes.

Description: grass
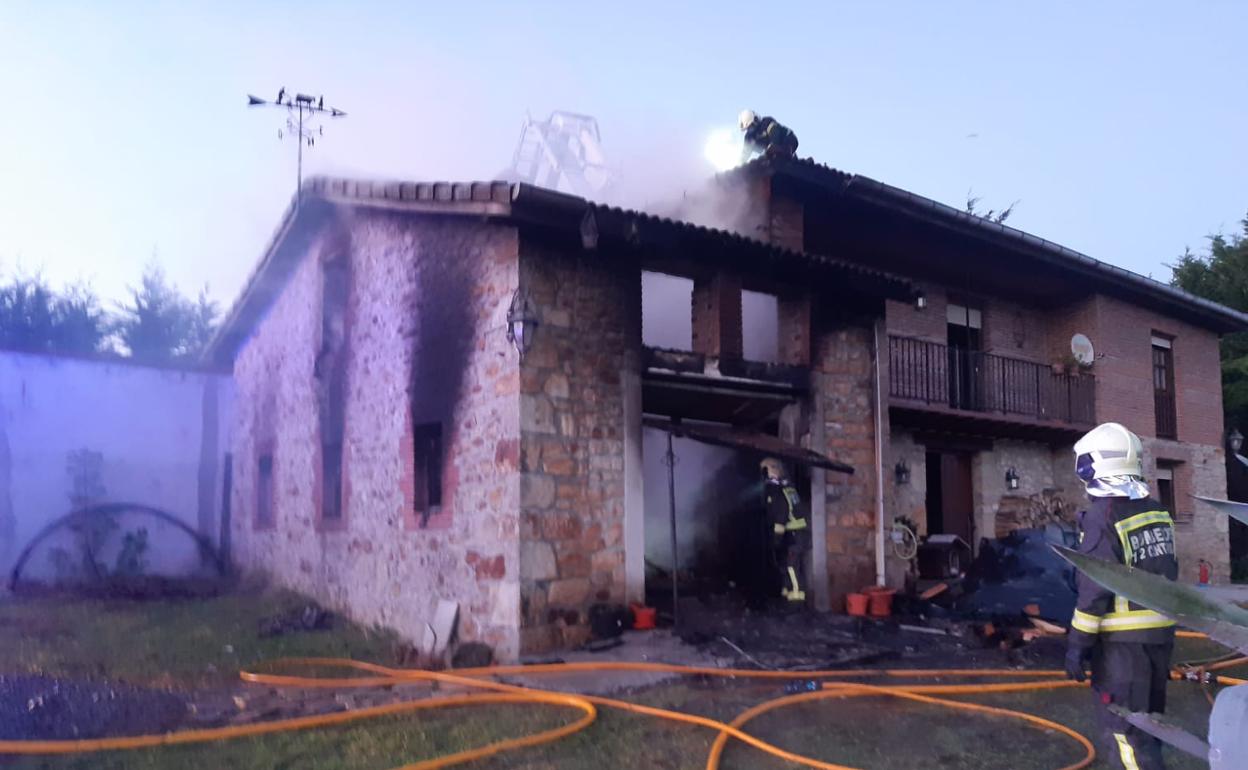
[[1, 592, 1242, 769]]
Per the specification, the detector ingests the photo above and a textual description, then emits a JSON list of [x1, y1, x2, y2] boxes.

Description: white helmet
[[738, 109, 757, 131], [1074, 422, 1144, 483], [760, 457, 787, 480]]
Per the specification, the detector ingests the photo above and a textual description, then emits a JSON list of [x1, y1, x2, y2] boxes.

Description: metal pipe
[[872, 318, 887, 587], [665, 429, 680, 627]]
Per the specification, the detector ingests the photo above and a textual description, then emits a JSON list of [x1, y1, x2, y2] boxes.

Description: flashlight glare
[[703, 128, 742, 172]]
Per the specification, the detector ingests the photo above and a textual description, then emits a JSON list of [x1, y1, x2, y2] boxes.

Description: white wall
[[0, 351, 232, 581]]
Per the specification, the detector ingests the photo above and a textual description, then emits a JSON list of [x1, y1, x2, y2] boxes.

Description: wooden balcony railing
[[889, 336, 1095, 426]]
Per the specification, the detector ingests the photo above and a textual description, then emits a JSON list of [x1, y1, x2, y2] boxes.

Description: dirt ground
[[0, 591, 1239, 769]]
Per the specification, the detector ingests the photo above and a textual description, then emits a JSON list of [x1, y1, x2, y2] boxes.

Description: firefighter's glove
[[773, 523, 787, 536], [1064, 644, 1092, 683]]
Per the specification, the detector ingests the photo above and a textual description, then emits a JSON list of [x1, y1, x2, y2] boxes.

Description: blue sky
[[2, 1, 1245, 306]]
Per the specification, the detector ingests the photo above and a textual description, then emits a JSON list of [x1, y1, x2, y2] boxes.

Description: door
[[947, 303, 982, 410], [926, 451, 974, 543]]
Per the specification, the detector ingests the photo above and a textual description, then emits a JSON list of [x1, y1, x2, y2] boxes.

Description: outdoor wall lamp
[[1229, 428, 1243, 454], [1005, 466, 1020, 491], [915, 294, 928, 310], [894, 460, 911, 485], [506, 288, 540, 359]]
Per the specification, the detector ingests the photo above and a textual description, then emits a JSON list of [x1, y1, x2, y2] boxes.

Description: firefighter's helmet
[[1074, 422, 1144, 483], [760, 457, 787, 480], [738, 109, 758, 131]]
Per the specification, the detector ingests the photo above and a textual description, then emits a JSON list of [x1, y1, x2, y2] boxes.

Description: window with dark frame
[[1152, 334, 1177, 440], [412, 422, 443, 524], [322, 442, 344, 521], [256, 452, 274, 528], [1155, 462, 1189, 524], [318, 256, 350, 524]]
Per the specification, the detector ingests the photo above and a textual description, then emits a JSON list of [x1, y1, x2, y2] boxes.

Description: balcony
[[888, 336, 1095, 440]]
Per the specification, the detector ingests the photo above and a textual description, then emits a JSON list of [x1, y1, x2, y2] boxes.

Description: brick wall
[[886, 282, 948, 343], [517, 239, 640, 653], [1087, 295, 1224, 446], [231, 212, 524, 659]]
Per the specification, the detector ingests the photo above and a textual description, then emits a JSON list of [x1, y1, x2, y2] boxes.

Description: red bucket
[[631, 604, 657, 630], [845, 593, 869, 617], [864, 586, 896, 617]]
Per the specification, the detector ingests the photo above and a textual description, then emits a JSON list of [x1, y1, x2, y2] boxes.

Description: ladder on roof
[[509, 111, 613, 198]]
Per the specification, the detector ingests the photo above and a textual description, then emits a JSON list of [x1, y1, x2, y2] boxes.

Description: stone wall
[[517, 239, 640, 653], [231, 212, 524, 659], [815, 320, 883, 605]]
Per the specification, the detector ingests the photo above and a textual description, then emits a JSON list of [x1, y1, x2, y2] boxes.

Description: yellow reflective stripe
[[1099, 610, 1176, 631], [1113, 510, 1173, 565], [1114, 733, 1141, 770], [1115, 594, 1130, 614], [786, 567, 800, 593], [1071, 610, 1103, 634], [785, 518, 807, 531]]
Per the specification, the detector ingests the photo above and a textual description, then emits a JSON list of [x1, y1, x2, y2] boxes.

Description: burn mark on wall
[[315, 235, 352, 525], [406, 217, 482, 525]]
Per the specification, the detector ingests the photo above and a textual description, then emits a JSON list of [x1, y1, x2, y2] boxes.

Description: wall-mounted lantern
[[1005, 466, 1020, 491], [894, 460, 911, 485], [506, 288, 540, 359], [915, 294, 928, 310], [1229, 428, 1244, 454]]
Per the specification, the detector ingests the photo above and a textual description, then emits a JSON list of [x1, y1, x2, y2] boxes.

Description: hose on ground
[[0, 635, 1241, 770]]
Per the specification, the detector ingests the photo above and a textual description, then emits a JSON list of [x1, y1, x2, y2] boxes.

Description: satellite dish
[[1071, 333, 1095, 365]]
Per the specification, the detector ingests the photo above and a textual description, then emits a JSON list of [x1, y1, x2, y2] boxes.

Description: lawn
[[0, 592, 1239, 770]]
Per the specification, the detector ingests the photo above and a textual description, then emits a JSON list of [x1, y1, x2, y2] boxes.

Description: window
[[413, 422, 443, 525], [322, 442, 344, 521], [741, 289, 780, 363], [641, 271, 694, 351], [1155, 461, 1190, 524], [256, 452, 274, 529], [1152, 334, 1176, 439], [317, 256, 350, 525]]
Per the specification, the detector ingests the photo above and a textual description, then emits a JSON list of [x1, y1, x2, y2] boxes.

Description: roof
[[735, 156, 1248, 334], [204, 177, 918, 365], [643, 416, 853, 474]]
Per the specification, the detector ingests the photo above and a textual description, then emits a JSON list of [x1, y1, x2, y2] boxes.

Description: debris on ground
[[954, 525, 1079, 622], [450, 641, 494, 668], [0, 675, 185, 740], [257, 603, 333, 638]]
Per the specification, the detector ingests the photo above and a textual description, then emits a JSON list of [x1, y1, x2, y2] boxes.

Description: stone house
[[206, 158, 1247, 659]]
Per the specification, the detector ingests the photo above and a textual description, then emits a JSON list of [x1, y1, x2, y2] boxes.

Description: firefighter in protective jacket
[[1066, 422, 1178, 770], [739, 110, 799, 163], [761, 457, 808, 603]]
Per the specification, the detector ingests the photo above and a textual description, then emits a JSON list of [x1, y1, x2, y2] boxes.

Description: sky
[[1, 1, 1246, 309]]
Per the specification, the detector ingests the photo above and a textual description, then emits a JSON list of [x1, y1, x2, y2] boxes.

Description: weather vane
[[247, 88, 347, 198]]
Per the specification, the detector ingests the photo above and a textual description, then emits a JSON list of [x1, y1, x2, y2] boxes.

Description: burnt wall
[[230, 212, 524, 658]]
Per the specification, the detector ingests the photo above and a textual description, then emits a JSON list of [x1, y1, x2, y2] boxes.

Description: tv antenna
[[247, 88, 347, 199]]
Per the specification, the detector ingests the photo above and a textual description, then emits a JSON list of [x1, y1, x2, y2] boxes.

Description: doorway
[[925, 451, 974, 544], [946, 303, 982, 411]]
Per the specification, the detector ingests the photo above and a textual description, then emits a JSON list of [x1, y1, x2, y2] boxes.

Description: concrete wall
[[229, 212, 524, 659], [0, 350, 231, 581]]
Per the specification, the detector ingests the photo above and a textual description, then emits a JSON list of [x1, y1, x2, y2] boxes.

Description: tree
[[966, 191, 1018, 224], [1170, 215, 1248, 433], [0, 274, 107, 354], [113, 265, 219, 362]]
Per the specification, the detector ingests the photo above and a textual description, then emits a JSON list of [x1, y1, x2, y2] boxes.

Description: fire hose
[[0, 648, 1241, 770]]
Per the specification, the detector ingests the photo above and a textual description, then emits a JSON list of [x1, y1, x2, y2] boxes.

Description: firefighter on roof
[[1065, 422, 1178, 770], [739, 110, 799, 163], [761, 457, 808, 604]]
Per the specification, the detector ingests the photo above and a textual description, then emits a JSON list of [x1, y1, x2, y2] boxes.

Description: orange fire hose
[[0, 644, 1241, 770]]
